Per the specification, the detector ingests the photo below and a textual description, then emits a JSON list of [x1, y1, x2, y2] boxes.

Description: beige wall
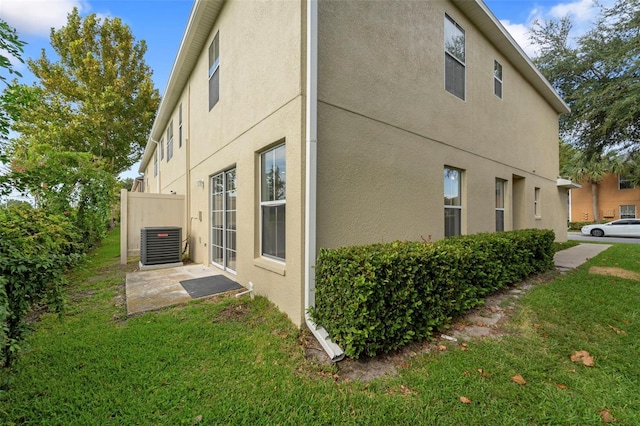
[[149, 0, 307, 325], [316, 0, 567, 247], [120, 190, 186, 263]]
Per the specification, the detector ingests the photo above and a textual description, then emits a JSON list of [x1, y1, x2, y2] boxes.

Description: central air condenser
[[140, 227, 182, 265]]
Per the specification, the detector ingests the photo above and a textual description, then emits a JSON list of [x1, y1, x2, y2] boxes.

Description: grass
[[1, 229, 639, 425]]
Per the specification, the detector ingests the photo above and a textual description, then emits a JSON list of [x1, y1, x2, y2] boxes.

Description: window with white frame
[[208, 32, 220, 111], [620, 205, 637, 219], [160, 137, 164, 160], [444, 167, 463, 237], [153, 150, 158, 177], [494, 60, 503, 98], [260, 144, 286, 260], [496, 179, 506, 231], [619, 176, 633, 190], [444, 14, 465, 100], [534, 187, 541, 217], [178, 103, 183, 148], [166, 120, 173, 162]]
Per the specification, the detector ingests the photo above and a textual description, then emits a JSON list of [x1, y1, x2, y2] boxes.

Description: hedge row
[[310, 229, 555, 359], [0, 204, 84, 367]]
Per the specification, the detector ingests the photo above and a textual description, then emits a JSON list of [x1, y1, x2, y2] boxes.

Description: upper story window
[[444, 14, 465, 100], [160, 137, 164, 160], [178, 103, 183, 148], [166, 120, 174, 162], [153, 150, 158, 177], [619, 176, 633, 190], [494, 60, 503, 98], [208, 32, 220, 110]]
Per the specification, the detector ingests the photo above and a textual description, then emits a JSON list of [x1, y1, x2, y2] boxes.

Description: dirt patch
[[589, 266, 640, 281], [302, 271, 559, 382], [213, 303, 251, 322]]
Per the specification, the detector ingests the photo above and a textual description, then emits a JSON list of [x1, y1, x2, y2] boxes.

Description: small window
[[619, 176, 633, 190], [260, 144, 286, 260], [178, 103, 183, 148], [494, 61, 503, 98], [534, 187, 541, 217], [620, 205, 636, 219], [444, 167, 463, 237], [496, 179, 506, 231], [208, 32, 220, 110], [444, 14, 465, 100], [160, 137, 164, 160], [153, 150, 158, 177], [166, 120, 173, 162]]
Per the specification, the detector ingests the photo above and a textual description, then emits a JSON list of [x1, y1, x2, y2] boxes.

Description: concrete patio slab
[[125, 263, 237, 315]]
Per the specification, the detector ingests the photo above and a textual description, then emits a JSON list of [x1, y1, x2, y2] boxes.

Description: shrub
[[310, 229, 555, 358], [0, 204, 83, 366]]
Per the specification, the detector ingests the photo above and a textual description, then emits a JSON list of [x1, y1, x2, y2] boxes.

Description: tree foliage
[[0, 19, 26, 144], [12, 8, 160, 175], [530, 0, 640, 156], [561, 150, 626, 222]]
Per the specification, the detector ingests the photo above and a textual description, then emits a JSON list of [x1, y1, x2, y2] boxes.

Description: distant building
[[571, 174, 640, 222]]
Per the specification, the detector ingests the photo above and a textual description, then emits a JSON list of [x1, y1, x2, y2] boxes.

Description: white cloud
[[549, 0, 600, 22], [0, 0, 90, 38], [500, 20, 539, 59]]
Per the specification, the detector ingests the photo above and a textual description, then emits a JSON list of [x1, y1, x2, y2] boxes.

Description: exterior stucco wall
[[316, 0, 566, 246], [150, 0, 307, 325], [571, 174, 640, 222]]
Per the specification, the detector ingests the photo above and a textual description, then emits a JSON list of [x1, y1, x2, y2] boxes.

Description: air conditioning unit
[[140, 227, 182, 266]]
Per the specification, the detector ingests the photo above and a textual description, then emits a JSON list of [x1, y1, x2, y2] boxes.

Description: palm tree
[[562, 150, 626, 222]]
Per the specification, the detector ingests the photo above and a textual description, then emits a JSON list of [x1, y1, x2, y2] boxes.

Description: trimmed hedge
[[309, 229, 555, 358]]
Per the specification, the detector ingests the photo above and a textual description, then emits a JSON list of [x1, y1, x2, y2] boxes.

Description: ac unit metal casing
[[140, 227, 182, 265]]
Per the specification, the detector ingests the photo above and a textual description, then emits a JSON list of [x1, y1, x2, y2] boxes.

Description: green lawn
[[1, 230, 638, 425]]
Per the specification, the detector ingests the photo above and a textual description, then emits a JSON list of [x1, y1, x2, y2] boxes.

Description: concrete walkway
[[553, 243, 612, 272], [125, 264, 240, 315]]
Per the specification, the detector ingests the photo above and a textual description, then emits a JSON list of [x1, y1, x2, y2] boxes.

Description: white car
[[581, 219, 640, 237]]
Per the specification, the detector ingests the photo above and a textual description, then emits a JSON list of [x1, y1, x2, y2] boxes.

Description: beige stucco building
[[136, 0, 570, 360]]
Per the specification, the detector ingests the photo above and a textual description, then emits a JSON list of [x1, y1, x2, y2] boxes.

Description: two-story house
[[136, 0, 570, 359]]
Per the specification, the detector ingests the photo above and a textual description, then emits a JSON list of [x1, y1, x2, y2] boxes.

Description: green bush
[[0, 204, 83, 366], [310, 229, 555, 358]]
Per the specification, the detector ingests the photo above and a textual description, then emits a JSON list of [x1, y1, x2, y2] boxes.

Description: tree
[[12, 8, 160, 175], [561, 150, 626, 222], [530, 0, 640, 156], [0, 19, 26, 143]]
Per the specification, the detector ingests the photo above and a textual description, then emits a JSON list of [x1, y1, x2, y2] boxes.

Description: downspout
[[304, 0, 345, 362]]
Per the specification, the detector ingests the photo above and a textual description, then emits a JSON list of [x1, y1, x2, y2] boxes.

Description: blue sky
[[0, 0, 609, 179]]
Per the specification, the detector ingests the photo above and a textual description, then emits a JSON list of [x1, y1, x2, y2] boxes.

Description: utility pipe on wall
[[304, 0, 345, 362]]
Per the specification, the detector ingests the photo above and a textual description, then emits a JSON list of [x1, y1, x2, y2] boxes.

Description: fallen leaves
[[459, 396, 472, 404], [511, 374, 527, 386], [608, 325, 626, 335], [570, 350, 595, 367], [599, 409, 616, 423]]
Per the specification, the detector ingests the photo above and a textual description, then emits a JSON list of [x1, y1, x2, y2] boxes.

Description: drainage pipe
[[235, 282, 254, 299], [304, 0, 345, 362]]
